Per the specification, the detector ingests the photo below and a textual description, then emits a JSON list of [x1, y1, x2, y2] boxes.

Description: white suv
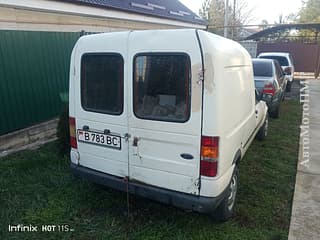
[[258, 52, 295, 92]]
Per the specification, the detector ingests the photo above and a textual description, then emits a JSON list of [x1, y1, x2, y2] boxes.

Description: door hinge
[[123, 133, 131, 142], [197, 68, 205, 85]]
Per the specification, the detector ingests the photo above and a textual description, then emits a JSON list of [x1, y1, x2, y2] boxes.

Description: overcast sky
[[179, 0, 303, 24]]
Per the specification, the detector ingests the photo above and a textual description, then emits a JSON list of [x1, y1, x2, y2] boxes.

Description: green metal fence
[[0, 30, 80, 135]]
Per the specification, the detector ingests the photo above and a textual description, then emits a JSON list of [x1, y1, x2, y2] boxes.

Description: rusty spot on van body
[[191, 62, 202, 112], [128, 177, 147, 185], [203, 53, 215, 94]]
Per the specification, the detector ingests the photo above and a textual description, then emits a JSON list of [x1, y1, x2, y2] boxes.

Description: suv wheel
[[270, 105, 280, 118], [286, 81, 292, 92]]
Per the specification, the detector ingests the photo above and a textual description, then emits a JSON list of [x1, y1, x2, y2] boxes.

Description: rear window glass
[[253, 61, 273, 77], [81, 54, 123, 115], [133, 54, 191, 122], [259, 56, 289, 66], [254, 80, 266, 89]]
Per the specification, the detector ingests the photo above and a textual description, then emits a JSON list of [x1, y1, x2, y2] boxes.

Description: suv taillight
[[263, 83, 275, 96], [200, 136, 219, 177], [69, 117, 77, 149], [284, 66, 292, 75]]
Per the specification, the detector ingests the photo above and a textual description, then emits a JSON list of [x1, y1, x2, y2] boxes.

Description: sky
[[179, 0, 303, 24]]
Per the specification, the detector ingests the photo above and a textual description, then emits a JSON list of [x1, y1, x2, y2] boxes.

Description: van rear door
[[127, 30, 203, 194], [74, 32, 129, 177]]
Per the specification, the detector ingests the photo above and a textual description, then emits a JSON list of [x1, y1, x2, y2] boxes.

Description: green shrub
[[57, 104, 70, 154]]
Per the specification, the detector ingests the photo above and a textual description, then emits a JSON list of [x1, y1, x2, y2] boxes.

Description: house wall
[[0, 6, 178, 32]]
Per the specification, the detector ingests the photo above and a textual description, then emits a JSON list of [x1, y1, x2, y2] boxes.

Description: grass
[[0, 100, 301, 240]]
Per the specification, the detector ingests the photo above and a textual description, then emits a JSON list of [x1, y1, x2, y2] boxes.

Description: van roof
[[76, 29, 252, 68]]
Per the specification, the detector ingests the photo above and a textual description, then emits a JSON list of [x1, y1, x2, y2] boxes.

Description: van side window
[[81, 54, 123, 115], [133, 54, 191, 122]]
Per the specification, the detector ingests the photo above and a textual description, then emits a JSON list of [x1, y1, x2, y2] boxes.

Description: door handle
[[132, 137, 140, 156], [83, 125, 89, 131], [133, 137, 139, 147], [180, 153, 194, 160]]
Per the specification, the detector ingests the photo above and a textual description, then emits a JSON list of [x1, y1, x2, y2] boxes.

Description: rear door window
[[81, 54, 123, 115], [253, 61, 273, 77], [260, 56, 289, 66], [133, 54, 191, 122], [254, 80, 266, 89]]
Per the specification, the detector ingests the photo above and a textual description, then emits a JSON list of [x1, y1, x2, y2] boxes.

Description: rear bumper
[[70, 163, 227, 214]]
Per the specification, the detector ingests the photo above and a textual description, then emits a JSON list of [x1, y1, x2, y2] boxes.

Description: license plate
[[77, 130, 121, 150]]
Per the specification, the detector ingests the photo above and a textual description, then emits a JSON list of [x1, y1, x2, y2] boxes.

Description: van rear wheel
[[213, 166, 239, 222]]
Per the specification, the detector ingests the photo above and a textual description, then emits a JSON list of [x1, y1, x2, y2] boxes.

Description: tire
[[214, 166, 239, 222], [270, 105, 280, 118], [257, 114, 269, 141], [286, 81, 292, 92]]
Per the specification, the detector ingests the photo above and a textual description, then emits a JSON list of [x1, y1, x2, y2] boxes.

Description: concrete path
[[289, 80, 320, 240]]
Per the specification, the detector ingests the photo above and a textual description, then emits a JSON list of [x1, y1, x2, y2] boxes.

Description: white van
[[69, 29, 268, 221]]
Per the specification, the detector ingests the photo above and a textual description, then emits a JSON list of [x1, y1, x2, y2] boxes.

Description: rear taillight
[[69, 117, 77, 149], [263, 83, 275, 96], [200, 136, 219, 177], [284, 66, 292, 75]]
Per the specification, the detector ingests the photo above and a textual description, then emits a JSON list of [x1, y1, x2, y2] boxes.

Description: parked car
[[69, 29, 268, 221], [252, 58, 287, 118], [257, 52, 295, 92]]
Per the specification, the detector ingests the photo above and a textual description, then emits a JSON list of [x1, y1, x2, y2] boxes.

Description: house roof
[[59, 0, 207, 26]]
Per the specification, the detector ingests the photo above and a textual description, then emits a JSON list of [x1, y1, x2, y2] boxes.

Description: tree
[[298, 0, 320, 23], [200, 0, 226, 36], [261, 19, 269, 30], [297, 0, 320, 41], [199, 0, 211, 20], [200, 0, 255, 40], [274, 13, 297, 24]]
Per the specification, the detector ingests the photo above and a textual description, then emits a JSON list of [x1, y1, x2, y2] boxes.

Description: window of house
[[81, 54, 123, 115], [133, 54, 191, 122]]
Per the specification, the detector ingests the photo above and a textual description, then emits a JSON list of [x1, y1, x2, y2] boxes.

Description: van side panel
[[69, 45, 77, 164], [197, 30, 255, 197]]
